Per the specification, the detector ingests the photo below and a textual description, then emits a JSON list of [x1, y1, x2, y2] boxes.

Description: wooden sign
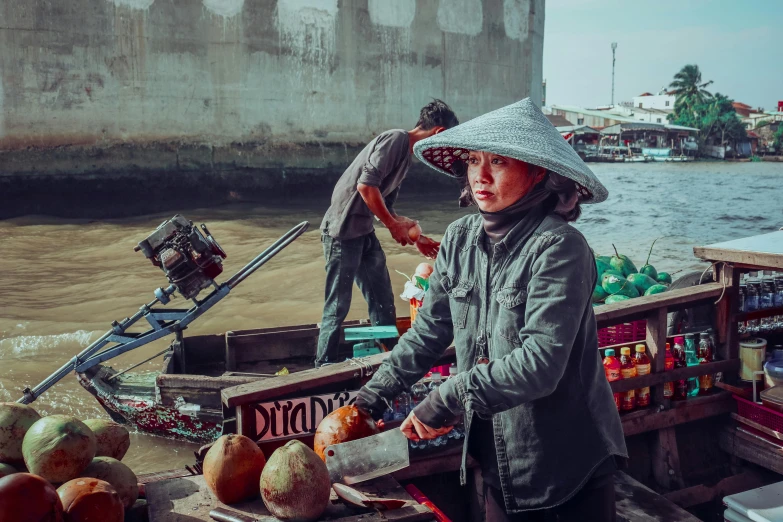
[[253, 390, 359, 441]]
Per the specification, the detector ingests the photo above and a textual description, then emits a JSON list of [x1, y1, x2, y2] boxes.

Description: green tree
[[774, 125, 783, 154], [668, 64, 714, 116], [699, 94, 747, 149]]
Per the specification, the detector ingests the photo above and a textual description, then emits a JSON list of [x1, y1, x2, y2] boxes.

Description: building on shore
[[632, 89, 676, 111]]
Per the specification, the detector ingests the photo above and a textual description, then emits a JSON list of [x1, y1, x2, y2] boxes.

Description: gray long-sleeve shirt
[[358, 208, 627, 512], [320, 130, 411, 240]]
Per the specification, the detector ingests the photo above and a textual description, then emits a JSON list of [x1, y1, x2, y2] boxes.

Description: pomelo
[[80, 457, 138, 509], [0, 403, 41, 467], [57, 478, 123, 522], [260, 440, 331, 522], [82, 420, 130, 461], [22, 415, 96, 484], [0, 472, 63, 522], [203, 434, 266, 505], [313, 405, 379, 462]]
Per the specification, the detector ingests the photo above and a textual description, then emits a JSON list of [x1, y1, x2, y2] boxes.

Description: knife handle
[[209, 507, 256, 522]]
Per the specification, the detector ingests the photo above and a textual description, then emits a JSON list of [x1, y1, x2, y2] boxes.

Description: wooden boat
[[77, 318, 412, 444], [134, 230, 783, 522]]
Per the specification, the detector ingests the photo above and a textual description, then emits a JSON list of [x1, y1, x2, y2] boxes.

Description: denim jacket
[[359, 208, 628, 512]]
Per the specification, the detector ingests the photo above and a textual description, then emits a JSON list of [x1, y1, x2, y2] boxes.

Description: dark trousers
[[483, 471, 616, 522], [315, 232, 397, 366]]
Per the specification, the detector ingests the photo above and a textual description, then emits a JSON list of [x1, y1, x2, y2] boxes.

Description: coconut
[[22, 415, 96, 484], [260, 440, 331, 522], [0, 472, 64, 522], [57, 478, 123, 522], [80, 457, 138, 509], [0, 463, 17, 479], [82, 420, 130, 461], [313, 405, 380, 462], [203, 434, 266, 505], [0, 403, 41, 467]]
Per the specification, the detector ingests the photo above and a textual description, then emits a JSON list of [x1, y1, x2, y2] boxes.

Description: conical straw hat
[[413, 98, 608, 203]]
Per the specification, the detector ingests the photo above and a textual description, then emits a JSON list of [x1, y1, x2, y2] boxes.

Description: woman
[[355, 98, 627, 521]]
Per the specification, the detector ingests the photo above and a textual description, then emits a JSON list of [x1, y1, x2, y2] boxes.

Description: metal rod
[[107, 347, 172, 382], [228, 221, 309, 288]]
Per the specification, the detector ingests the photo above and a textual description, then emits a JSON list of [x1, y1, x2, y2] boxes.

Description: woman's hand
[[415, 236, 440, 259], [400, 411, 453, 441]]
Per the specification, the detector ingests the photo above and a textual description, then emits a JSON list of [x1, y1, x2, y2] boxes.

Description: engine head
[[135, 215, 227, 300]]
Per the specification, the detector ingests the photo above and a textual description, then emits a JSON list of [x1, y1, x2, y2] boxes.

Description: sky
[[543, 0, 783, 110]]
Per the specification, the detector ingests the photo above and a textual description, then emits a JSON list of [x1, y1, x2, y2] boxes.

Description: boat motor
[[134, 215, 226, 301], [18, 217, 309, 405]]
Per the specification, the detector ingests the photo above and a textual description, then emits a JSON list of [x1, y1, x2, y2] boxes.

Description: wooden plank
[[651, 428, 684, 490], [663, 470, 768, 509], [622, 391, 734, 437], [720, 425, 783, 475], [693, 231, 783, 270], [646, 307, 668, 406], [225, 331, 237, 372], [734, 305, 783, 322], [614, 471, 701, 522], [146, 473, 432, 522], [718, 263, 739, 361], [222, 346, 457, 408], [610, 359, 740, 393], [594, 283, 723, 328]]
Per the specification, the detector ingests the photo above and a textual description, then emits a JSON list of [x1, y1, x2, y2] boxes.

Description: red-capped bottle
[[603, 349, 622, 411]]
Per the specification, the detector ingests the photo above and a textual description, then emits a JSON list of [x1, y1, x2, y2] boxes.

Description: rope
[[700, 261, 728, 305], [347, 357, 375, 379]]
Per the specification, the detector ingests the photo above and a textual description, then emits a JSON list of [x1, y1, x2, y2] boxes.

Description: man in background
[[316, 100, 459, 367]]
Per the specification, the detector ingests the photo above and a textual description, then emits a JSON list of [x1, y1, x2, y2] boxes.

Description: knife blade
[[324, 428, 410, 485], [209, 507, 257, 522]]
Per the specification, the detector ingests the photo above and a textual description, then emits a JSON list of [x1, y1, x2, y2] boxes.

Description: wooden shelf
[[622, 390, 734, 437], [733, 305, 783, 322], [594, 283, 724, 328], [609, 359, 740, 394]]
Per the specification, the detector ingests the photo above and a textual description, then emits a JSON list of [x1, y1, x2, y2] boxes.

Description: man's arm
[[357, 183, 416, 246]]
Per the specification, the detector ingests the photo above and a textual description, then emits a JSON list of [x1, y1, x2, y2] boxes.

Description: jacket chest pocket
[[442, 275, 473, 329], [495, 286, 528, 345]]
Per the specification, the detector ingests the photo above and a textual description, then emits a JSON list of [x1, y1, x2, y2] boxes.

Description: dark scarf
[[479, 184, 551, 243]]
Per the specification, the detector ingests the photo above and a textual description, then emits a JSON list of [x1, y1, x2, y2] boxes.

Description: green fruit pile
[[592, 239, 672, 306]]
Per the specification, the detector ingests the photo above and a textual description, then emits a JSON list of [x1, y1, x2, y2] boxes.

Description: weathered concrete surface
[[0, 0, 544, 217]]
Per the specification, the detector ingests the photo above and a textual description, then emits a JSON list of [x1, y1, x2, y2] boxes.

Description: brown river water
[[1, 162, 781, 473]]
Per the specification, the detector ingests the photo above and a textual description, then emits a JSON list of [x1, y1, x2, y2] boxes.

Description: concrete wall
[[0, 0, 544, 217]]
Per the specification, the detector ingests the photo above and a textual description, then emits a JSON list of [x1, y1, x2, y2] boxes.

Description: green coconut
[[80, 456, 138, 509], [22, 415, 96, 484], [83, 419, 130, 461], [260, 440, 331, 522], [0, 403, 41, 467]]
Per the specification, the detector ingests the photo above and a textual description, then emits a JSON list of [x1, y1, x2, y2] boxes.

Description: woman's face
[[466, 151, 547, 212]]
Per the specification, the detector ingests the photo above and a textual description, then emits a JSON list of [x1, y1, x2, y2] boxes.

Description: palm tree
[[669, 64, 713, 113]]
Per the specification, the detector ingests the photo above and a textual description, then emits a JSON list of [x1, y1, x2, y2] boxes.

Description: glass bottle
[[633, 345, 651, 408], [663, 343, 675, 399], [698, 335, 714, 395], [672, 337, 688, 400], [684, 334, 700, 397], [619, 347, 637, 412]]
